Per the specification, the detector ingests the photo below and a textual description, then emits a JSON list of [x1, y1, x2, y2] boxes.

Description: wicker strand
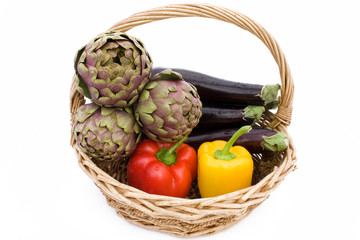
[[70, 4, 296, 237]]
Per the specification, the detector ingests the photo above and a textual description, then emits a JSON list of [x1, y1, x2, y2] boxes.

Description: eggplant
[[193, 105, 265, 132], [151, 67, 280, 107], [186, 127, 288, 153]]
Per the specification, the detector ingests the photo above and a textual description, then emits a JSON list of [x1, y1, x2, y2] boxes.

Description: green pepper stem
[[156, 136, 188, 166], [168, 136, 188, 154], [215, 125, 252, 160]]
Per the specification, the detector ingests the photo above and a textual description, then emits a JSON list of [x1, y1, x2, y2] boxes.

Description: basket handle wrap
[[107, 3, 294, 127]]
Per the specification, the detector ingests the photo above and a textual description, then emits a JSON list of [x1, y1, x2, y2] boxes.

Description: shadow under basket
[[70, 3, 296, 238]]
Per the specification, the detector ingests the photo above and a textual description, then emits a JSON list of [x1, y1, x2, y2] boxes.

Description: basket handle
[[108, 3, 294, 127]]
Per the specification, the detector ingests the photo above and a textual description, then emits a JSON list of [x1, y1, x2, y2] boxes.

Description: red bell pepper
[[127, 137, 197, 198]]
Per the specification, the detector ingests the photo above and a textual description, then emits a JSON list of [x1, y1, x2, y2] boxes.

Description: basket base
[[104, 194, 262, 237]]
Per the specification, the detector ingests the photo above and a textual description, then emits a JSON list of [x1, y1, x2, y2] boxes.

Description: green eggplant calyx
[[264, 97, 280, 110], [261, 131, 289, 152], [260, 84, 281, 105], [243, 106, 265, 123]]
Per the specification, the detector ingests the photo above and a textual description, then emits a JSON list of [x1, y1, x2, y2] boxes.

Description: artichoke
[[72, 103, 141, 161], [74, 31, 152, 107], [135, 69, 202, 142]]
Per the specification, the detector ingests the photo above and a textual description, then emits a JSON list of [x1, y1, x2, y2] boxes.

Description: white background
[[1, 0, 359, 239]]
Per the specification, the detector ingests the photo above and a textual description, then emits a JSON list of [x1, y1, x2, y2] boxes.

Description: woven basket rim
[[70, 3, 297, 237]]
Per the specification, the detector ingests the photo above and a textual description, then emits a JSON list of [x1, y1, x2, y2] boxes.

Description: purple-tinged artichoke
[[72, 103, 141, 161], [135, 69, 202, 142], [74, 31, 152, 107]]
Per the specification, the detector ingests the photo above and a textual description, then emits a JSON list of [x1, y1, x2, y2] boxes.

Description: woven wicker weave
[[70, 3, 296, 237]]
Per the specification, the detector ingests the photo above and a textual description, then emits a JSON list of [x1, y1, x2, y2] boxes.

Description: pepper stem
[[214, 125, 252, 160], [155, 136, 188, 166]]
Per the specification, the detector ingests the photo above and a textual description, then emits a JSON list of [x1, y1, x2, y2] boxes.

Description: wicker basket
[[70, 3, 296, 238]]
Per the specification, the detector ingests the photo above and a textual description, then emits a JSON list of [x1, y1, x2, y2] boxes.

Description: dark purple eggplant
[[186, 127, 288, 153], [151, 67, 280, 107], [193, 103, 254, 132]]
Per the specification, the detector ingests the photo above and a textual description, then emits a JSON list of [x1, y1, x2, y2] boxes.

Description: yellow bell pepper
[[197, 125, 253, 198]]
